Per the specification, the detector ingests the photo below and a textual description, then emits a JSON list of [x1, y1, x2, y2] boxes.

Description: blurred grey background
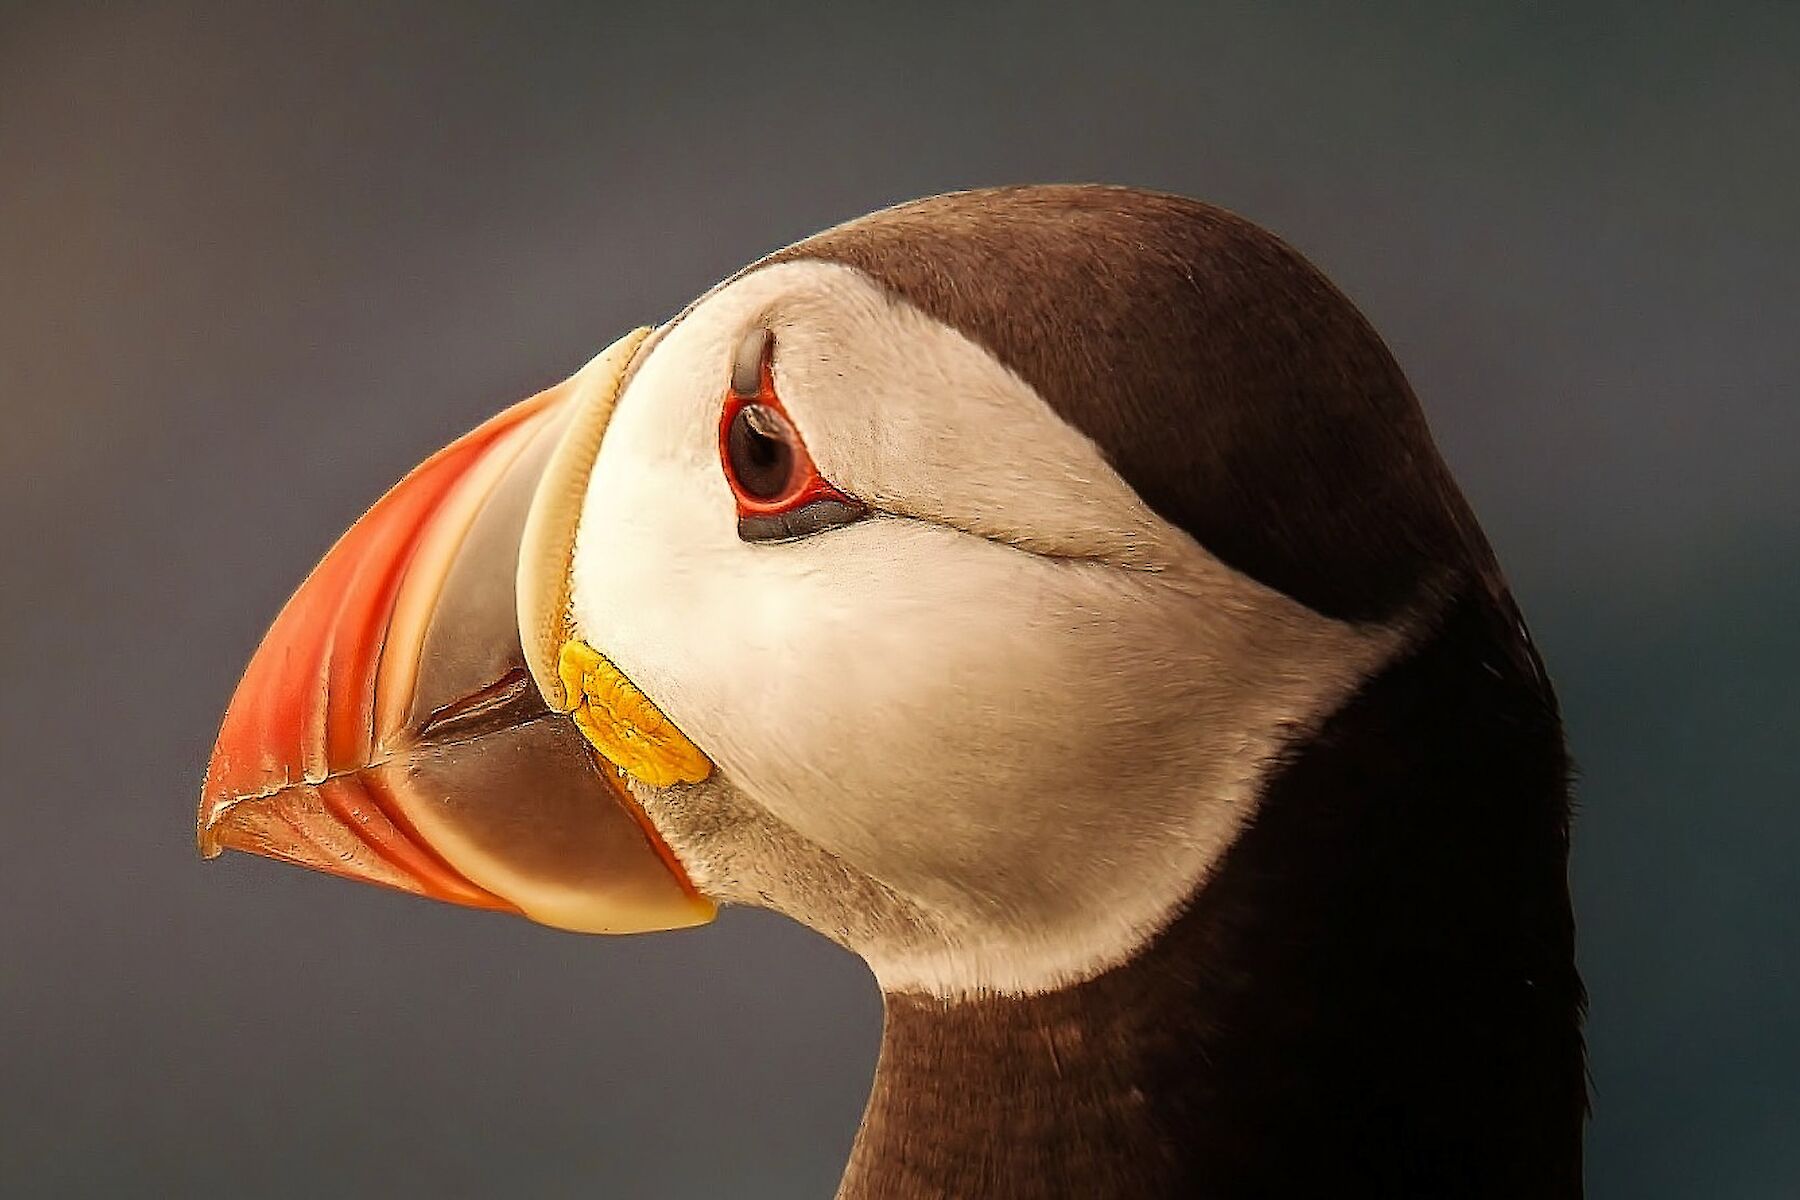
[[2, 2, 1795, 1196]]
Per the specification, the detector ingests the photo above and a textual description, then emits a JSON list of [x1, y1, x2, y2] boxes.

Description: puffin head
[[200, 185, 1532, 1000]]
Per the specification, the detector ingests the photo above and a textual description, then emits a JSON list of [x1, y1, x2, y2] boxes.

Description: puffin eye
[[719, 327, 867, 543], [725, 403, 800, 502]]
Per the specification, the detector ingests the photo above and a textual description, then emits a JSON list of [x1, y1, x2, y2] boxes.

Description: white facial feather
[[569, 261, 1409, 997]]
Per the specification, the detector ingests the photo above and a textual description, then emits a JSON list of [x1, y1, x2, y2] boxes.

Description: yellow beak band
[[557, 640, 713, 788]]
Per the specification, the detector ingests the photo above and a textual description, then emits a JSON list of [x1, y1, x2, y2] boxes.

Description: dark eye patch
[[737, 497, 868, 543]]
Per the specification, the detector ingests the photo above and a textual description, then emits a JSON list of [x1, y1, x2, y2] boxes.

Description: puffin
[[198, 185, 1586, 1199]]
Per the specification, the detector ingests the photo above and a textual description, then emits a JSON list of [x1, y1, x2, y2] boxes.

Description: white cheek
[[582, 448, 1264, 936], [568, 261, 1406, 997], [575, 351, 1157, 904], [686, 526, 1154, 876]]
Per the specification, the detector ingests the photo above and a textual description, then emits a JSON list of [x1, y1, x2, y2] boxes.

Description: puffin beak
[[198, 329, 716, 934]]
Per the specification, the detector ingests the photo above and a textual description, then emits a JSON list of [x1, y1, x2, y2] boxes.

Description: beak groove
[[202, 771, 513, 913]]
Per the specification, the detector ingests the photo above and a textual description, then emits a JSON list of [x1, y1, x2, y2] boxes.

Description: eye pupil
[[727, 404, 798, 501]]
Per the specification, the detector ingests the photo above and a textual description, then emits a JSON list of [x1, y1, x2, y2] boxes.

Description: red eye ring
[[719, 330, 865, 541]]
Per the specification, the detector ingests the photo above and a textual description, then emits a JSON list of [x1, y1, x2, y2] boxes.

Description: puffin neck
[[838, 588, 1586, 1200]]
